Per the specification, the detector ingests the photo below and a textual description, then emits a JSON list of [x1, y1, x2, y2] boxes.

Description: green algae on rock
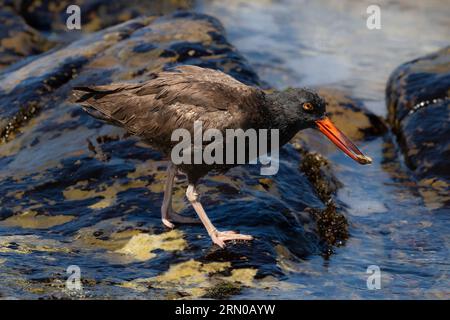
[[117, 259, 264, 299], [0, 210, 75, 229], [115, 230, 187, 261], [0, 235, 72, 254]]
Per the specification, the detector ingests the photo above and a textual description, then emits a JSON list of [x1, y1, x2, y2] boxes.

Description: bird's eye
[[302, 102, 314, 112]]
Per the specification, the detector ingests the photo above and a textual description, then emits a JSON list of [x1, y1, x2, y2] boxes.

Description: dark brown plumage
[[75, 66, 265, 152]]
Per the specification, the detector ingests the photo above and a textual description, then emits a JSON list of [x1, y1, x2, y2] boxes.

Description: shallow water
[[196, 0, 450, 298], [197, 0, 450, 116], [0, 1, 448, 300]]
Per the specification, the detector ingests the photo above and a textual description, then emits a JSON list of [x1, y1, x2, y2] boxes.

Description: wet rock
[[0, 11, 330, 298], [386, 47, 450, 209], [316, 87, 387, 140], [14, 0, 193, 33], [0, 5, 54, 70], [0, 0, 195, 70]]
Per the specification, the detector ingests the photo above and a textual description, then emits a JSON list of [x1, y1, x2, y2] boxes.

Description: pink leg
[[186, 184, 253, 248], [161, 163, 199, 229]]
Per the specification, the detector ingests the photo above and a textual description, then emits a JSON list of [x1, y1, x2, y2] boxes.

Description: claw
[[162, 218, 175, 229], [210, 230, 253, 248]]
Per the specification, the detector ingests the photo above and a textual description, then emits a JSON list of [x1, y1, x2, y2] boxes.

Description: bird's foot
[[210, 230, 253, 248], [162, 212, 200, 229]]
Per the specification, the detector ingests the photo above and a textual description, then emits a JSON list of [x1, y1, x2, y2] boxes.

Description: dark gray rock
[[0, 4, 54, 70], [386, 46, 450, 209], [9, 0, 193, 33]]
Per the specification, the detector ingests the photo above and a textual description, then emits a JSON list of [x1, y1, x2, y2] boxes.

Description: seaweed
[[203, 281, 242, 299], [296, 146, 349, 256]]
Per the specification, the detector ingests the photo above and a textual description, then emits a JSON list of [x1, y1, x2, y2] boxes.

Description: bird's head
[[274, 88, 372, 165]]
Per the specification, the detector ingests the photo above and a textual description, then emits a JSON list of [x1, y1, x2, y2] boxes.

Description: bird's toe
[[211, 230, 253, 248], [211, 236, 226, 248], [162, 218, 175, 229]]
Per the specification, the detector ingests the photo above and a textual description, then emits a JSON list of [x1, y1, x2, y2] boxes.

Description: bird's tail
[[70, 87, 107, 122], [71, 85, 132, 125]]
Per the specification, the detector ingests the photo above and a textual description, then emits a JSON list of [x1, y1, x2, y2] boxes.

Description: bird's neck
[[263, 91, 304, 145]]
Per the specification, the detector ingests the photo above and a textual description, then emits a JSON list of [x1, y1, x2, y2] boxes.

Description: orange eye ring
[[303, 102, 314, 111]]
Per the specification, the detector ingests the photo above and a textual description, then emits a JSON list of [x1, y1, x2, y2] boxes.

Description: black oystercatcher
[[73, 65, 371, 248]]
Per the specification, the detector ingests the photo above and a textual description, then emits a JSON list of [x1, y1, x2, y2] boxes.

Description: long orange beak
[[315, 117, 372, 165]]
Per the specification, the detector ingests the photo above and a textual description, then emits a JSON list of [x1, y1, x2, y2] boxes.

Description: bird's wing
[[73, 65, 265, 144], [132, 65, 262, 112]]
